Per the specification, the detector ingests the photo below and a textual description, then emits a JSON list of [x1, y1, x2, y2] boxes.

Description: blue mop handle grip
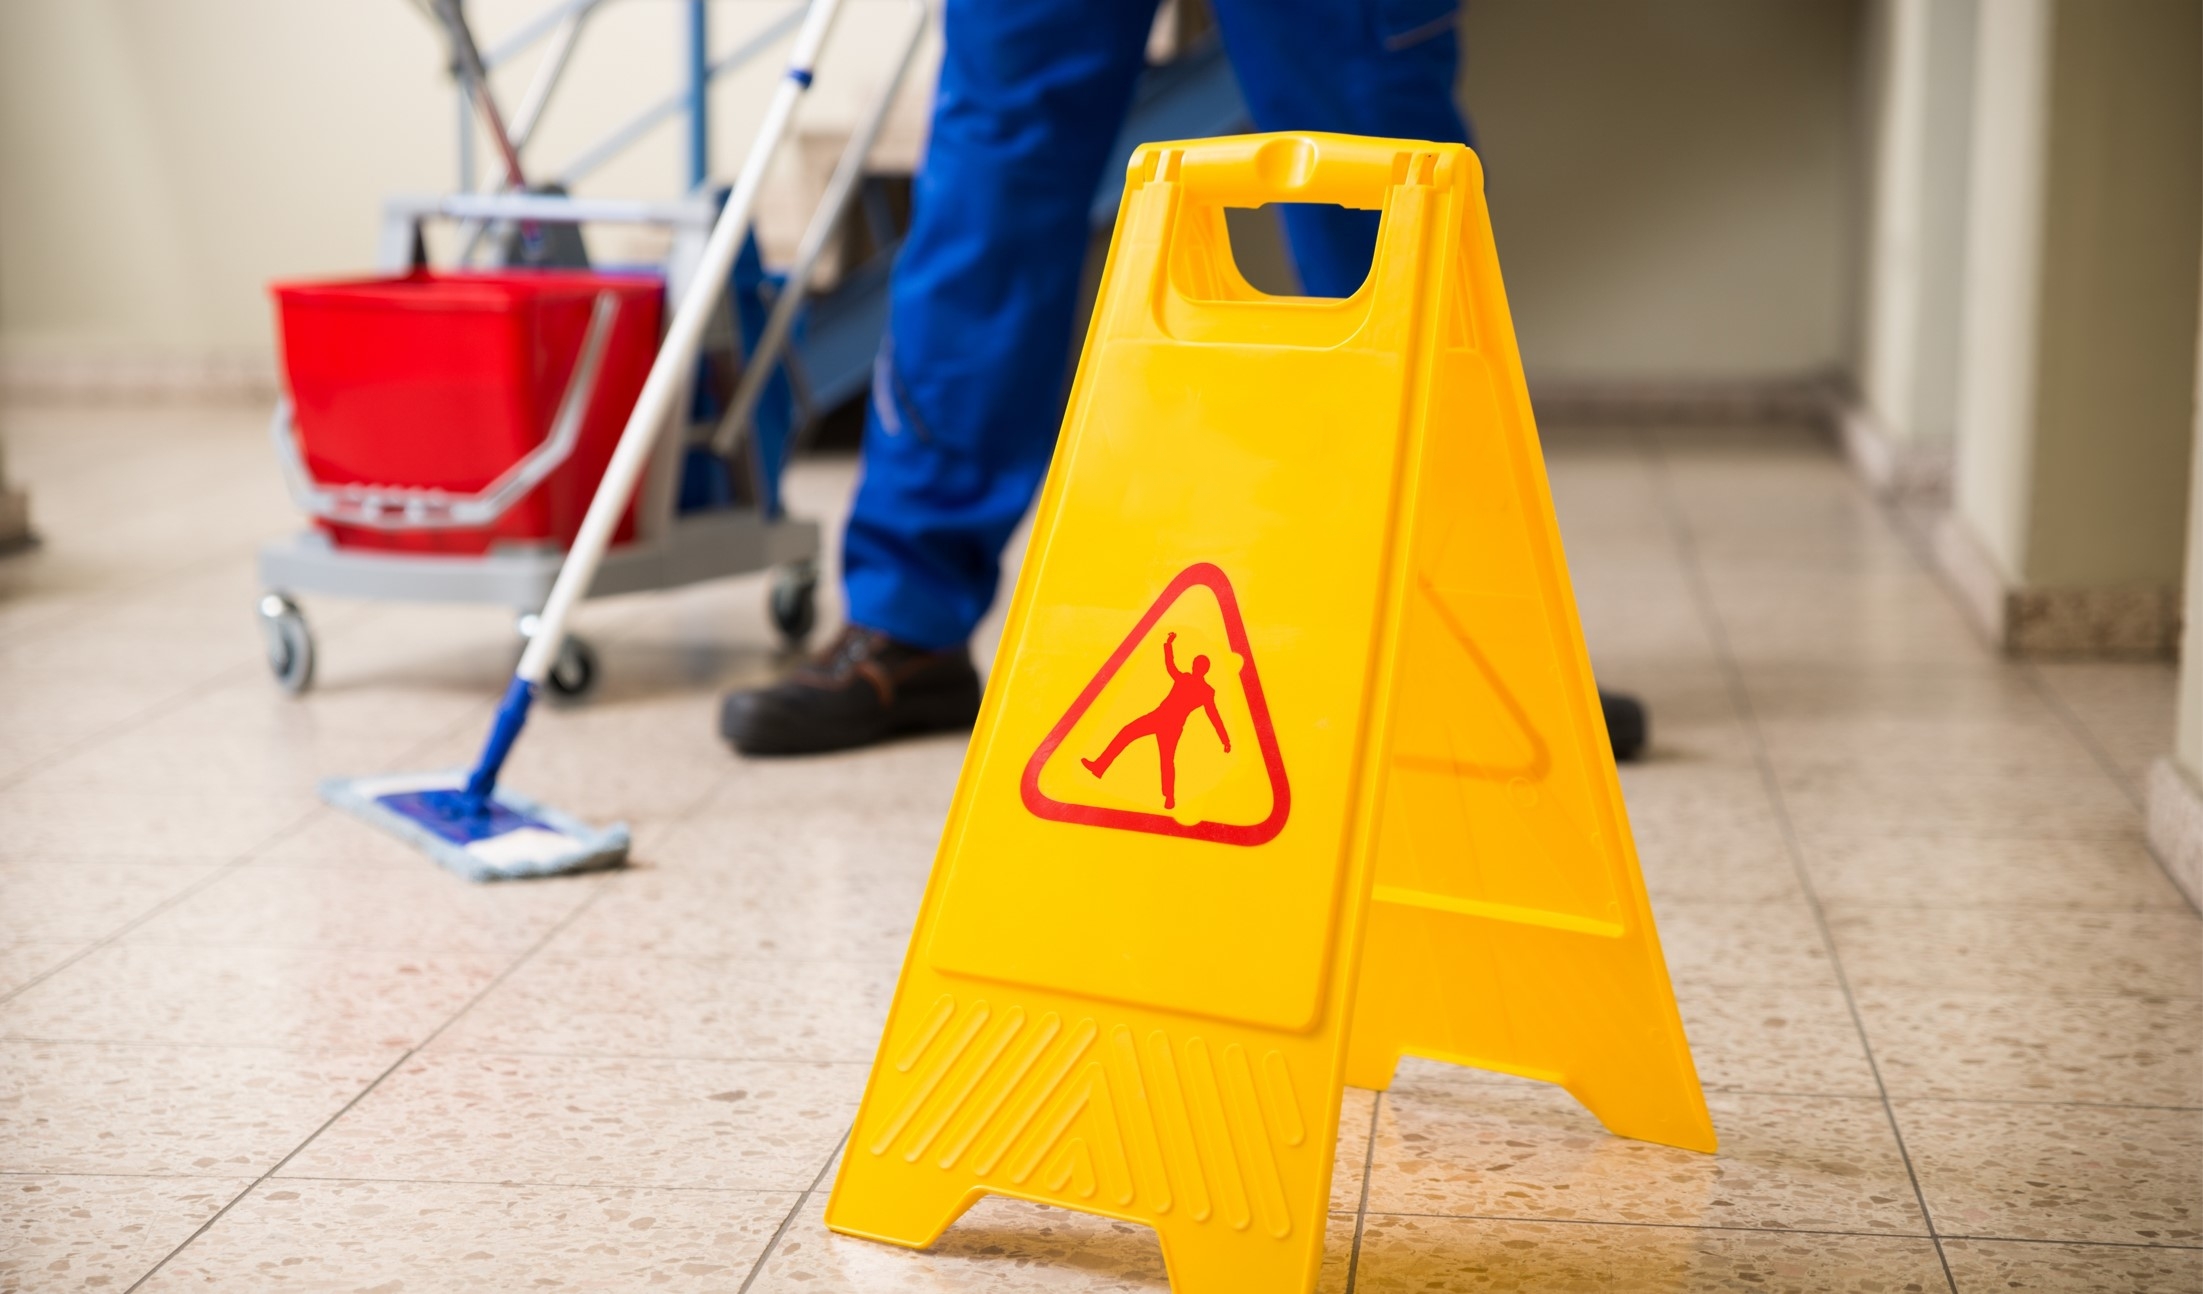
[[462, 676, 538, 807]]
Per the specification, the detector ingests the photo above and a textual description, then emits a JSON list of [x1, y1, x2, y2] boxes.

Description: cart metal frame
[[256, 0, 930, 697]]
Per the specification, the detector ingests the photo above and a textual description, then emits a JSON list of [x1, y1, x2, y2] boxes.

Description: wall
[[0, 0, 1869, 394], [1460, 0, 1866, 387], [1940, 0, 2199, 656], [0, 0, 922, 384], [1855, 0, 1975, 472]]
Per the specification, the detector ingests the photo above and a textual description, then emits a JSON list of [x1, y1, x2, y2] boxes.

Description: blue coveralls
[[842, 0, 1472, 649]]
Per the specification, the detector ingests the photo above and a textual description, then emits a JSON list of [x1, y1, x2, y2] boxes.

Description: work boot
[[1599, 688, 1649, 763], [719, 625, 983, 756]]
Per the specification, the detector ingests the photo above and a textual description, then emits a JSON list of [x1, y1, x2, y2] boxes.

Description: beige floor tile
[[431, 952, 901, 1062], [754, 1195, 1167, 1292], [16, 732, 407, 800], [281, 1052, 861, 1190], [554, 866, 926, 961], [252, 806, 533, 870], [1618, 765, 1788, 863], [2, 1174, 251, 1290], [1672, 983, 1878, 1097], [748, 1196, 1358, 1293], [1632, 822, 1805, 906], [1348, 1214, 1949, 1292], [1653, 900, 1840, 989], [138, 1180, 798, 1293], [1827, 908, 2203, 998], [1, 942, 506, 1050], [699, 734, 967, 819], [1740, 664, 2062, 727], [652, 800, 951, 877], [126, 863, 597, 952], [0, 1040, 393, 1175], [1776, 766, 2141, 840], [1858, 990, 2203, 1107], [1898, 1099, 2202, 1246], [0, 941, 86, 998], [1706, 591, 1988, 669], [1802, 832, 2190, 911], [1332, 1086, 1376, 1213], [1755, 713, 2097, 781], [2028, 661, 2180, 790], [0, 791, 311, 864], [0, 673, 184, 742], [1942, 1237, 2203, 1293], [0, 860, 223, 943], [1365, 1071, 1926, 1235]]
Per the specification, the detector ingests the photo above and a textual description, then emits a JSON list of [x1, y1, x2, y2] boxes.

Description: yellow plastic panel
[[827, 133, 1712, 1294]]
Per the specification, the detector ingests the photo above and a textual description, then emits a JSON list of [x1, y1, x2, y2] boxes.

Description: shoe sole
[[724, 682, 983, 758]]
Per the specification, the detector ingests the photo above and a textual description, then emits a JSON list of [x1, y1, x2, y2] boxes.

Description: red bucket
[[271, 271, 665, 554]]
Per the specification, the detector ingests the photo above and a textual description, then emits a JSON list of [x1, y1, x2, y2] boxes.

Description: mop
[[321, 0, 846, 881]]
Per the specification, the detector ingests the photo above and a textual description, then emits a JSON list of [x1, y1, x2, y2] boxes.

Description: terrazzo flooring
[[1, 403, 2196, 1291]]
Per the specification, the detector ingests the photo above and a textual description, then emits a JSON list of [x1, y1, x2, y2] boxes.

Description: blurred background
[[0, 0, 2198, 883]]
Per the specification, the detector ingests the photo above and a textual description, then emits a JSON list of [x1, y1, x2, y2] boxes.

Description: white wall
[[1857, 0, 1975, 452], [0, 0, 1869, 392], [1461, 0, 1866, 386], [0, 0, 924, 372]]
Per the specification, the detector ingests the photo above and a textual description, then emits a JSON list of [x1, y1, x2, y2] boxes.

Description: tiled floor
[[1, 404, 2196, 1292]]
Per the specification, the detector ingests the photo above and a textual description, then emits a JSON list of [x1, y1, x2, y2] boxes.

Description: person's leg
[[722, 0, 1158, 756], [1207, 0, 1472, 297], [841, 0, 1162, 649]]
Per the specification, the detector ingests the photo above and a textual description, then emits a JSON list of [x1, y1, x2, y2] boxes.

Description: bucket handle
[[271, 289, 621, 532]]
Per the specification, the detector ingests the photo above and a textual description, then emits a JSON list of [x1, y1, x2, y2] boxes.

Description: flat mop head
[[320, 771, 629, 882]]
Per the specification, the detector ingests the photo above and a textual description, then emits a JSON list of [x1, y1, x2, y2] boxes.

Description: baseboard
[[0, 345, 277, 403], [1837, 402, 1952, 503], [1525, 373, 1844, 429], [1932, 513, 2180, 658], [2146, 758, 2203, 911]]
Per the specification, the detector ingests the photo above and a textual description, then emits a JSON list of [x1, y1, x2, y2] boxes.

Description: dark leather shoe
[[719, 625, 983, 755], [1599, 688, 1648, 762]]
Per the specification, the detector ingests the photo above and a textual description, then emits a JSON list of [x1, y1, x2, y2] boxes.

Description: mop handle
[[515, 0, 844, 688]]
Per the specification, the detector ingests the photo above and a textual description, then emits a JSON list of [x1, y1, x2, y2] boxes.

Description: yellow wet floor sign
[[825, 133, 1715, 1292]]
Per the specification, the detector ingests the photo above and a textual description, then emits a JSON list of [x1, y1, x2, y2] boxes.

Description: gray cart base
[[255, 513, 821, 697]]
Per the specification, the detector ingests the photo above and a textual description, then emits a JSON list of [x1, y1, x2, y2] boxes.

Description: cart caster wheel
[[517, 614, 599, 703], [544, 635, 598, 702], [257, 593, 314, 695], [769, 561, 818, 646]]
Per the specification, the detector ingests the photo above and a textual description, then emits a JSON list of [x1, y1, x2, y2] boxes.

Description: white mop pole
[[465, 0, 845, 803]]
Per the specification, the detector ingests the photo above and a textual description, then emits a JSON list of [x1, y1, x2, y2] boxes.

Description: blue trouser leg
[[843, 1, 1470, 648], [840, 0, 1159, 650], [1210, 0, 1473, 296]]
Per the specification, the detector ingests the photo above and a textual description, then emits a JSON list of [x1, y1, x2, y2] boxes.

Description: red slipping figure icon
[[1081, 633, 1230, 810]]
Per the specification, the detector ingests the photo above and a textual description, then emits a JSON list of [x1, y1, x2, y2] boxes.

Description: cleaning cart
[[257, 0, 927, 698]]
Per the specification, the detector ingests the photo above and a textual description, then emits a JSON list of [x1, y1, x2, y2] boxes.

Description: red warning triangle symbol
[[1021, 563, 1291, 846]]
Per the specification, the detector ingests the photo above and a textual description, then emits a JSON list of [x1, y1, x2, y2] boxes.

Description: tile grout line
[[2015, 663, 2151, 814], [119, 723, 748, 1290], [121, 870, 618, 1293], [736, 1128, 853, 1293], [1341, 1089, 1383, 1294], [0, 696, 506, 1009], [1870, 476, 2201, 922], [0, 570, 399, 796], [0, 812, 320, 1008], [1357, 1208, 2203, 1252], [0, 658, 261, 796], [1644, 429, 1960, 1294], [2014, 662, 2200, 920]]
